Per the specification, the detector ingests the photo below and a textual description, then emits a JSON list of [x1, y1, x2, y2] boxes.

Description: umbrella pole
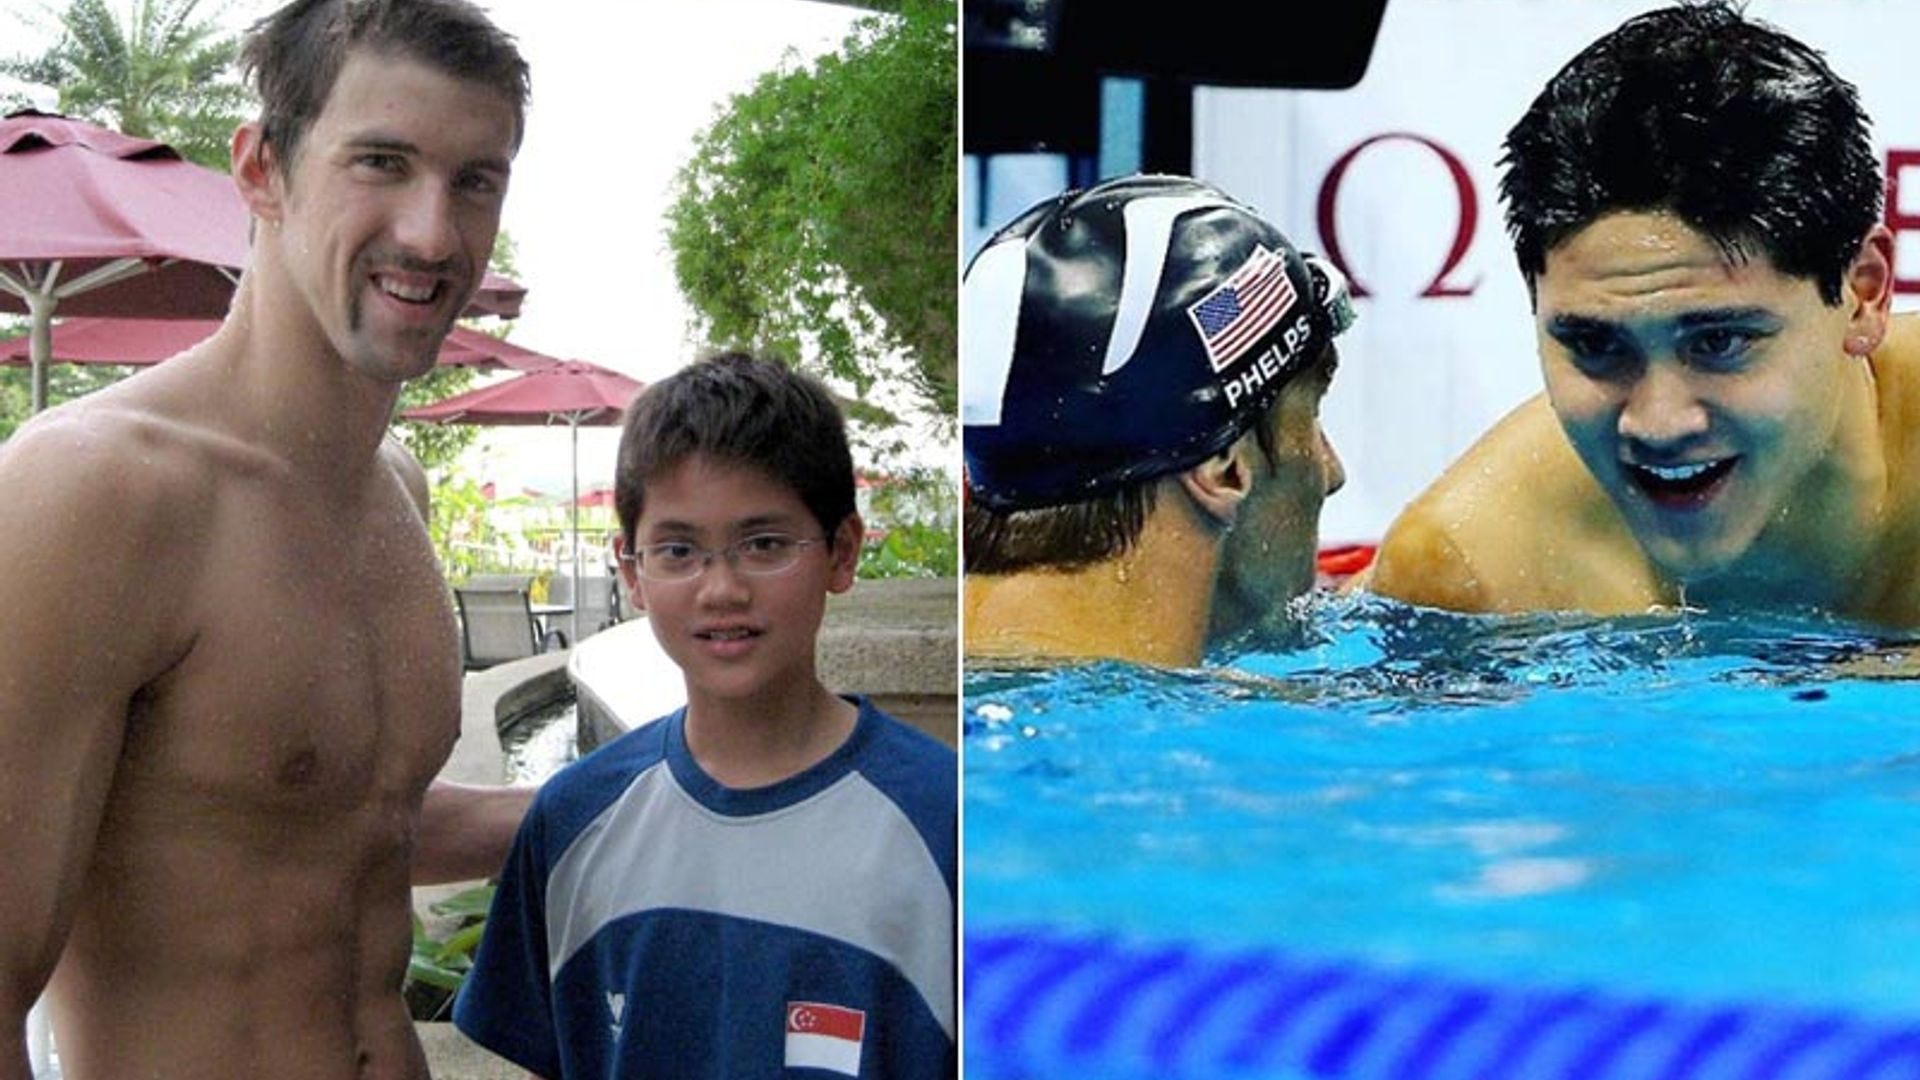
[[27, 291, 54, 415], [571, 417, 582, 647]]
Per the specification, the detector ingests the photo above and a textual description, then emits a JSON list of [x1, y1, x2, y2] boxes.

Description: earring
[[1846, 335, 1872, 357]]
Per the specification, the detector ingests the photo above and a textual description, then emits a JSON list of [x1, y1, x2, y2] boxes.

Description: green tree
[[1, 0, 254, 171], [667, 0, 956, 424]]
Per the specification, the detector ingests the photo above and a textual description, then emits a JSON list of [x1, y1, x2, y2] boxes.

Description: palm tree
[[1, 0, 253, 171]]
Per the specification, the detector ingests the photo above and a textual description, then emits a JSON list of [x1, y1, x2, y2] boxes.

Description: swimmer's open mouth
[[1625, 457, 1737, 509]]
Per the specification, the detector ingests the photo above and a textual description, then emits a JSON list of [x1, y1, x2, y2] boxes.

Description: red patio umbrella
[[0, 110, 526, 412], [0, 316, 562, 372], [403, 360, 647, 643]]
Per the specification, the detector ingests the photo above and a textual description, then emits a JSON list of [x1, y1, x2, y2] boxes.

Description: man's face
[[616, 455, 859, 707], [271, 49, 515, 382], [1536, 211, 1857, 582], [1214, 354, 1345, 635]]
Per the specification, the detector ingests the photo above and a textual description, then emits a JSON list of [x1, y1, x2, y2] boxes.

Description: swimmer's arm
[[413, 780, 538, 885], [1365, 506, 1490, 612], [0, 426, 196, 1078]]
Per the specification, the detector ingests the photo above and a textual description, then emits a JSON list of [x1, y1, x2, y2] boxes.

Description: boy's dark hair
[[240, 0, 531, 172], [616, 351, 857, 549], [1500, 0, 1879, 306], [964, 363, 1307, 574]]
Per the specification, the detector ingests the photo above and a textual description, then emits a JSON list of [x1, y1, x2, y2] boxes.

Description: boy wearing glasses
[[452, 351, 957, 1079]]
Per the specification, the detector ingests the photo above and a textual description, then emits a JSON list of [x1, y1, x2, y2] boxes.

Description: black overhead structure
[[965, 0, 1390, 178]]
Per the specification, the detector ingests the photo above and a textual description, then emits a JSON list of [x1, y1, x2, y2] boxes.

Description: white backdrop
[[963, 0, 1920, 545]]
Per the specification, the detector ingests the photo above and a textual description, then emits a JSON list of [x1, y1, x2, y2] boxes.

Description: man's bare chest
[[122, 485, 462, 818]]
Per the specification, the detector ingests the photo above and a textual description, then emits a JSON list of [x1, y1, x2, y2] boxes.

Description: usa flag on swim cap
[[1187, 244, 1297, 372]]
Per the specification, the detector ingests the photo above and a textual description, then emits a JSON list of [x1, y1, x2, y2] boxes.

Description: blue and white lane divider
[[966, 929, 1920, 1080]]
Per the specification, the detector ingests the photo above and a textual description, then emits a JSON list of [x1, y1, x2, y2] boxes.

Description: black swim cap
[[962, 174, 1353, 513]]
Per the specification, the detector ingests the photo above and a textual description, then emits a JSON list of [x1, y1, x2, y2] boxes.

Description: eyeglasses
[[620, 532, 827, 582]]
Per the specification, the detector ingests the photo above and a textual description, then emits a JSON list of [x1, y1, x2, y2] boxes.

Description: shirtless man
[[1367, 2, 1920, 626], [963, 175, 1353, 665], [0, 2, 532, 1077]]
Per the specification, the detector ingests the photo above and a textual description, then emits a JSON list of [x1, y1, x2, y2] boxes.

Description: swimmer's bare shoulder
[[380, 433, 432, 522], [0, 390, 226, 1071], [1853, 314, 1920, 622], [1369, 393, 1651, 614]]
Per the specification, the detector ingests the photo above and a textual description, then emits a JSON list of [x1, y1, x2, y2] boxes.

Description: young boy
[[453, 352, 957, 1078]]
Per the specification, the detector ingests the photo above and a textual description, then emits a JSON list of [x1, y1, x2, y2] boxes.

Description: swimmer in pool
[[1367, 1, 1920, 626], [963, 175, 1354, 665], [0, 3, 534, 1077]]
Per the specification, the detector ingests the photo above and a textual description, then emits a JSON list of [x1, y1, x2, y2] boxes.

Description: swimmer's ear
[[1842, 225, 1894, 358], [1178, 440, 1254, 528], [232, 122, 285, 226], [613, 535, 646, 615]]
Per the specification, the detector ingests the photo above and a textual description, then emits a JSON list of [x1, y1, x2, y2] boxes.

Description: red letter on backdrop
[[1316, 133, 1481, 300], [1889, 150, 1920, 295]]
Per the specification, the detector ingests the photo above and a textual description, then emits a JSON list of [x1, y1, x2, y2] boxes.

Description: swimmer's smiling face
[[255, 48, 516, 383], [1535, 210, 1862, 583]]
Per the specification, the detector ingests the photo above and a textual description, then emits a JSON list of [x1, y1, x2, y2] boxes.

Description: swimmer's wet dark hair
[[1500, 0, 1879, 306], [240, 0, 531, 173], [615, 351, 857, 549], [965, 353, 1317, 575]]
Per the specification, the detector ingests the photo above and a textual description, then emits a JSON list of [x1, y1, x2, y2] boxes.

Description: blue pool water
[[963, 596, 1920, 1079]]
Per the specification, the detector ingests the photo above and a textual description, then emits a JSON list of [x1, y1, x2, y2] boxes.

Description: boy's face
[[617, 455, 859, 706], [1535, 210, 1858, 583], [258, 48, 515, 382]]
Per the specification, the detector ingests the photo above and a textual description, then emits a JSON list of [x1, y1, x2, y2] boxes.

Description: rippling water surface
[[964, 595, 1920, 1076]]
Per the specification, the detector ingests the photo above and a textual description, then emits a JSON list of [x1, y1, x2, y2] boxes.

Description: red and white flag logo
[[785, 1001, 866, 1076]]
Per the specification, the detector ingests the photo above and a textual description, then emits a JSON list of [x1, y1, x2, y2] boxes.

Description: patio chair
[[543, 573, 622, 647], [575, 574, 620, 634], [464, 573, 535, 592], [454, 585, 554, 670]]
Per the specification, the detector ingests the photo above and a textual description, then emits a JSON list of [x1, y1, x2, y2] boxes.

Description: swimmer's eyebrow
[[1544, 312, 1623, 341], [1546, 307, 1782, 338], [1670, 306, 1782, 331], [342, 133, 512, 178]]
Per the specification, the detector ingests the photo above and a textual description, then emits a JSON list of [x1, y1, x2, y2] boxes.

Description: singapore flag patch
[[785, 1001, 866, 1076]]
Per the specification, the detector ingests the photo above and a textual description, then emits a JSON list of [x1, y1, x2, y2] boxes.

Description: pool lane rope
[[966, 928, 1920, 1080]]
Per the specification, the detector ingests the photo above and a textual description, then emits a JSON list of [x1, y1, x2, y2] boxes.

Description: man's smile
[[1622, 455, 1739, 510]]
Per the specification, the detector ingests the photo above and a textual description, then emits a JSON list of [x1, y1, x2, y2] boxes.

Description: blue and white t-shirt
[[454, 696, 956, 1079]]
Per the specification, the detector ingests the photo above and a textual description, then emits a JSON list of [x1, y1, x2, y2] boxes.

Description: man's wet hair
[[1500, 0, 1880, 306], [616, 351, 857, 549], [240, 0, 531, 172], [964, 351, 1324, 575]]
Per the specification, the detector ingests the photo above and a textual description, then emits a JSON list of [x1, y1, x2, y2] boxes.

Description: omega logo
[[1316, 132, 1481, 300]]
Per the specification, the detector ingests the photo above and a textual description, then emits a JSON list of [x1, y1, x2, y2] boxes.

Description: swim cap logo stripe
[[960, 238, 1030, 427], [1102, 194, 1241, 376]]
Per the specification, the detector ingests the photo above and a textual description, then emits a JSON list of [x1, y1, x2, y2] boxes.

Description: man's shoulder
[[0, 399, 241, 558], [1370, 394, 1619, 612], [377, 434, 432, 520]]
